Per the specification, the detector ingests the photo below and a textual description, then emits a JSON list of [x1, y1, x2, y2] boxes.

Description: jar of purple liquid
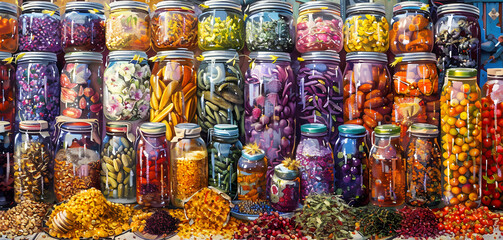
[[0, 121, 13, 209], [19, 1, 62, 53], [270, 163, 300, 212], [62, 2, 106, 52]]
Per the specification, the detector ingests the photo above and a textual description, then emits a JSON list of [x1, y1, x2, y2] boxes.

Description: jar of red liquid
[[0, 121, 13, 209], [270, 163, 300, 212], [0, 52, 15, 126]]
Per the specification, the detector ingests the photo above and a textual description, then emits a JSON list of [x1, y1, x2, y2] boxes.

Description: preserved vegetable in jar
[[0, 121, 13, 208], [0, 53, 15, 126], [344, 3, 389, 53], [389, 2, 433, 54], [106, 1, 150, 51], [62, 2, 105, 52], [270, 160, 300, 212], [0, 2, 18, 53], [237, 143, 267, 200], [151, 1, 197, 51], [19, 1, 61, 53]]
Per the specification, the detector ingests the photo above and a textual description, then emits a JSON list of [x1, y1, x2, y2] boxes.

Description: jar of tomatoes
[[0, 52, 15, 126], [19, 1, 61, 53], [62, 2, 105, 52], [344, 3, 389, 53], [106, 1, 150, 51], [0, 2, 18, 53], [0, 121, 13, 208], [237, 144, 267, 200], [151, 1, 197, 51]]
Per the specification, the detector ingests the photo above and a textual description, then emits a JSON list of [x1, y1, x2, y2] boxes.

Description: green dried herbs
[[355, 206, 403, 238]]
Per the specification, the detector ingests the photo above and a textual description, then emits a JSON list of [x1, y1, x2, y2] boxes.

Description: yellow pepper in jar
[[343, 3, 389, 53]]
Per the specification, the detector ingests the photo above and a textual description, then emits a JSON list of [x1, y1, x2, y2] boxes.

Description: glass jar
[[246, 0, 294, 52], [296, 123, 334, 202], [0, 2, 18, 53], [104, 51, 151, 121], [441, 68, 481, 208], [405, 123, 442, 207], [198, 0, 245, 51], [270, 163, 299, 212], [106, 1, 150, 51], [369, 124, 405, 207], [0, 53, 15, 126], [170, 123, 208, 208], [197, 51, 244, 140], [62, 2, 105, 52], [208, 124, 242, 198], [15, 52, 59, 132], [151, 1, 197, 51], [101, 122, 136, 203], [19, 2, 61, 52], [0, 121, 13, 208], [296, 1, 343, 53], [389, 2, 433, 54], [136, 122, 169, 207], [343, 52, 392, 134], [237, 145, 267, 200], [150, 50, 195, 140], [61, 52, 103, 120], [333, 124, 369, 207], [297, 50, 343, 145], [344, 3, 389, 53], [14, 120, 54, 203]]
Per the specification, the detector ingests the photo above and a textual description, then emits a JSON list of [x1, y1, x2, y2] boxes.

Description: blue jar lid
[[61, 121, 94, 132], [301, 123, 327, 134], [214, 124, 239, 139], [274, 163, 298, 180], [338, 124, 366, 135], [242, 143, 265, 161]]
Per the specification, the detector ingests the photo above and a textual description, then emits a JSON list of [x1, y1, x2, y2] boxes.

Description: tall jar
[[246, 0, 294, 52], [197, 51, 244, 140], [0, 53, 15, 126], [62, 2, 105, 52], [296, 123, 334, 202], [151, 1, 197, 51], [101, 122, 136, 203], [198, 0, 245, 51], [104, 51, 151, 121], [19, 1, 61, 52], [369, 124, 405, 207], [270, 163, 299, 212], [237, 145, 267, 200], [343, 52, 392, 134], [106, 1, 150, 51], [296, 1, 343, 53], [150, 50, 196, 140], [343, 3, 389, 53], [61, 52, 103, 120], [440, 68, 481, 208], [170, 123, 208, 208], [389, 1, 433, 54], [297, 50, 343, 145], [0, 122, 13, 208], [0, 2, 18, 53], [405, 123, 442, 207], [208, 124, 242, 198], [14, 120, 54, 203], [136, 123, 169, 207], [333, 124, 369, 207]]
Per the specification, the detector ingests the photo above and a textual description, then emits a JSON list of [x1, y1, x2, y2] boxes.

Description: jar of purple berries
[[270, 162, 300, 212], [62, 2, 106, 52], [19, 1, 62, 53]]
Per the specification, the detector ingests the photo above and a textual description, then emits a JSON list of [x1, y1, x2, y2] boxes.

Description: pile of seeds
[[232, 199, 276, 215], [0, 200, 52, 238]]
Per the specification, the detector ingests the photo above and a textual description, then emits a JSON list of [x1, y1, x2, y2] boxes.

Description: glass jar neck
[[212, 135, 239, 144]]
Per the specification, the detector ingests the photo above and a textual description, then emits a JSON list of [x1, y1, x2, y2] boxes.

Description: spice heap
[[355, 206, 403, 238], [397, 206, 440, 239], [0, 200, 52, 238], [131, 211, 153, 233], [170, 209, 243, 239], [235, 212, 305, 239], [131, 210, 180, 236], [232, 199, 276, 215], [184, 187, 232, 230], [435, 205, 502, 239]]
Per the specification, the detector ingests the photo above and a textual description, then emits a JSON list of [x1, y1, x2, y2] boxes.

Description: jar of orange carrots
[[0, 2, 18, 53]]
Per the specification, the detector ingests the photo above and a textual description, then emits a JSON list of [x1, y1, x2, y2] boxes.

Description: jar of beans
[[237, 144, 267, 200], [106, 1, 150, 51], [0, 52, 15, 127], [62, 2, 105, 52], [270, 163, 300, 212], [344, 3, 389, 53], [0, 2, 18, 53], [19, 1, 61, 53], [0, 121, 13, 208]]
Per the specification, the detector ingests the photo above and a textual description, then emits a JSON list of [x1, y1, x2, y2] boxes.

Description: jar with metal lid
[[104, 51, 151, 121], [61, 52, 103, 120], [151, 1, 197, 51], [19, 1, 61, 52], [441, 68, 481, 208], [344, 3, 389, 53], [62, 2, 105, 52], [0, 121, 13, 208], [389, 1, 433, 54], [246, 0, 294, 52], [270, 162, 300, 212], [237, 143, 267, 200], [14, 120, 54, 203], [150, 50, 196, 140], [106, 1, 150, 51], [0, 53, 15, 127], [369, 124, 405, 207], [101, 122, 136, 203], [197, 50, 244, 140], [198, 0, 245, 51], [0, 2, 18, 53], [296, 1, 343, 53]]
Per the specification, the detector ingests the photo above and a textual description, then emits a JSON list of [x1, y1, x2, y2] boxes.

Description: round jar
[[106, 1, 150, 51], [0, 2, 18, 53], [151, 1, 197, 51], [19, 1, 61, 52], [270, 163, 300, 212], [62, 2, 105, 52], [237, 146, 267, 200], [344, 3, 389, 53], [0, 121, 13, 208], [0, 52, 15, 127]]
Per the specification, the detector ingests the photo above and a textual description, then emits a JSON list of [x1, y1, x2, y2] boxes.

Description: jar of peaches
[[0, 2, 18, 53]]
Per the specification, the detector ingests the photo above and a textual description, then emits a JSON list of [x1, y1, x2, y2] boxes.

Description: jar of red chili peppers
[[0, 2, 18, 53], [151, 1, 197, 51], [0, 52, 15, 127], [19, 1, 62, 53], [62, 2, 106, 52]]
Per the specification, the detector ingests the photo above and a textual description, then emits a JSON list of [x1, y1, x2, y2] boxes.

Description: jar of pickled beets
[[62, 2, 105, 52], [107, 1, 150, 51], [344, 3, 389, 53], [19, 1, 61, 53], [0, 2, 18, 53], [0, 52, 15, 127]]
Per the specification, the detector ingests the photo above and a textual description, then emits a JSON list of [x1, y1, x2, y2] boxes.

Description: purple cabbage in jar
[[62, 2, 106, 52], [19, 2, 62, 53]]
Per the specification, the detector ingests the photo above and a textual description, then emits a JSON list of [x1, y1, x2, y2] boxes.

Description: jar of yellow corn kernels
[[343, 3, 389, 53], [106, 1, 150, 51]]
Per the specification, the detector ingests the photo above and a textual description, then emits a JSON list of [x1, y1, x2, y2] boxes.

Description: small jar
[[136, 123, 169, 207], [296, 1, 343, 53], [104, 51, 151, 121], [151, 1, 198, 51], [19, 1, 61, 52], [170, 123, 208, 208], [0, 52, 15, 127], [389, 2, 433, 54], [14, 120, 54, 203], [62, 2, 106, 52], [0, 121, 13, 208], [0, 2, 18, 53], [237, 145, 267, 200], [270, 163, 300, 212], [101, 122, 136, 203], [344, 3, 389, 53], [246, 0, 294, 52], [106, 1, 150, 51], [198, 0, 245, 51], [61, 52, 103, 120]]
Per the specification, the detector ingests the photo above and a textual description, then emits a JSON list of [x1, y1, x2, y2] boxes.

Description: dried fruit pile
[[397, 206, 440, 239], [0, 200, 52, 238], [235, 212, 305, 240], [184, 187, 232, 230]]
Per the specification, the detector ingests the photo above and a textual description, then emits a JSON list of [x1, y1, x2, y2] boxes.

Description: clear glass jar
[[296, 1, 343, 53], [151, 1, 198, 51], [296, 123, 334, 202], [62, 2, 106, 52], [369, 124, 405, 207], [19, 2, 61, 52], [297, 50, 343, 145], [344, 3, 389, 53], [237, 145, 267, 200], [136, 122, 169, 207], [270, 163, 300, 212], [440, 68, 481, 208], [61, 52, 103, 120], [101, 122, 136, 203], [104, 51, 151, 121], [14, 120, 54, 203], [150, 50, 195, 141], [170, 123, 208, 208], [198, 0, 245, 51], [0, 52, 15, 127], [106, 1, 150, 51], [246, 1, 294, 52], [389, 2, 433, 54], [208, 124, 242, 198], [333, 124, 369, 207], [197, 51, 244, 140], [0, 121, 13, 208], [0, 2, 18, 53]]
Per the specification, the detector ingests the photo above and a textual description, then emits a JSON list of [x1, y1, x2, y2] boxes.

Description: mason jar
[[106, 1, 150, 51], [0, 2, 18, 53], [0, 52, 15, 126], [270, 163, 300, 212], [0, 121, 13, 208], [344, 3, 389, 53], [237, 144, 267, 200], [61, 2, 105, 52], [19, 1, 61, 52]]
